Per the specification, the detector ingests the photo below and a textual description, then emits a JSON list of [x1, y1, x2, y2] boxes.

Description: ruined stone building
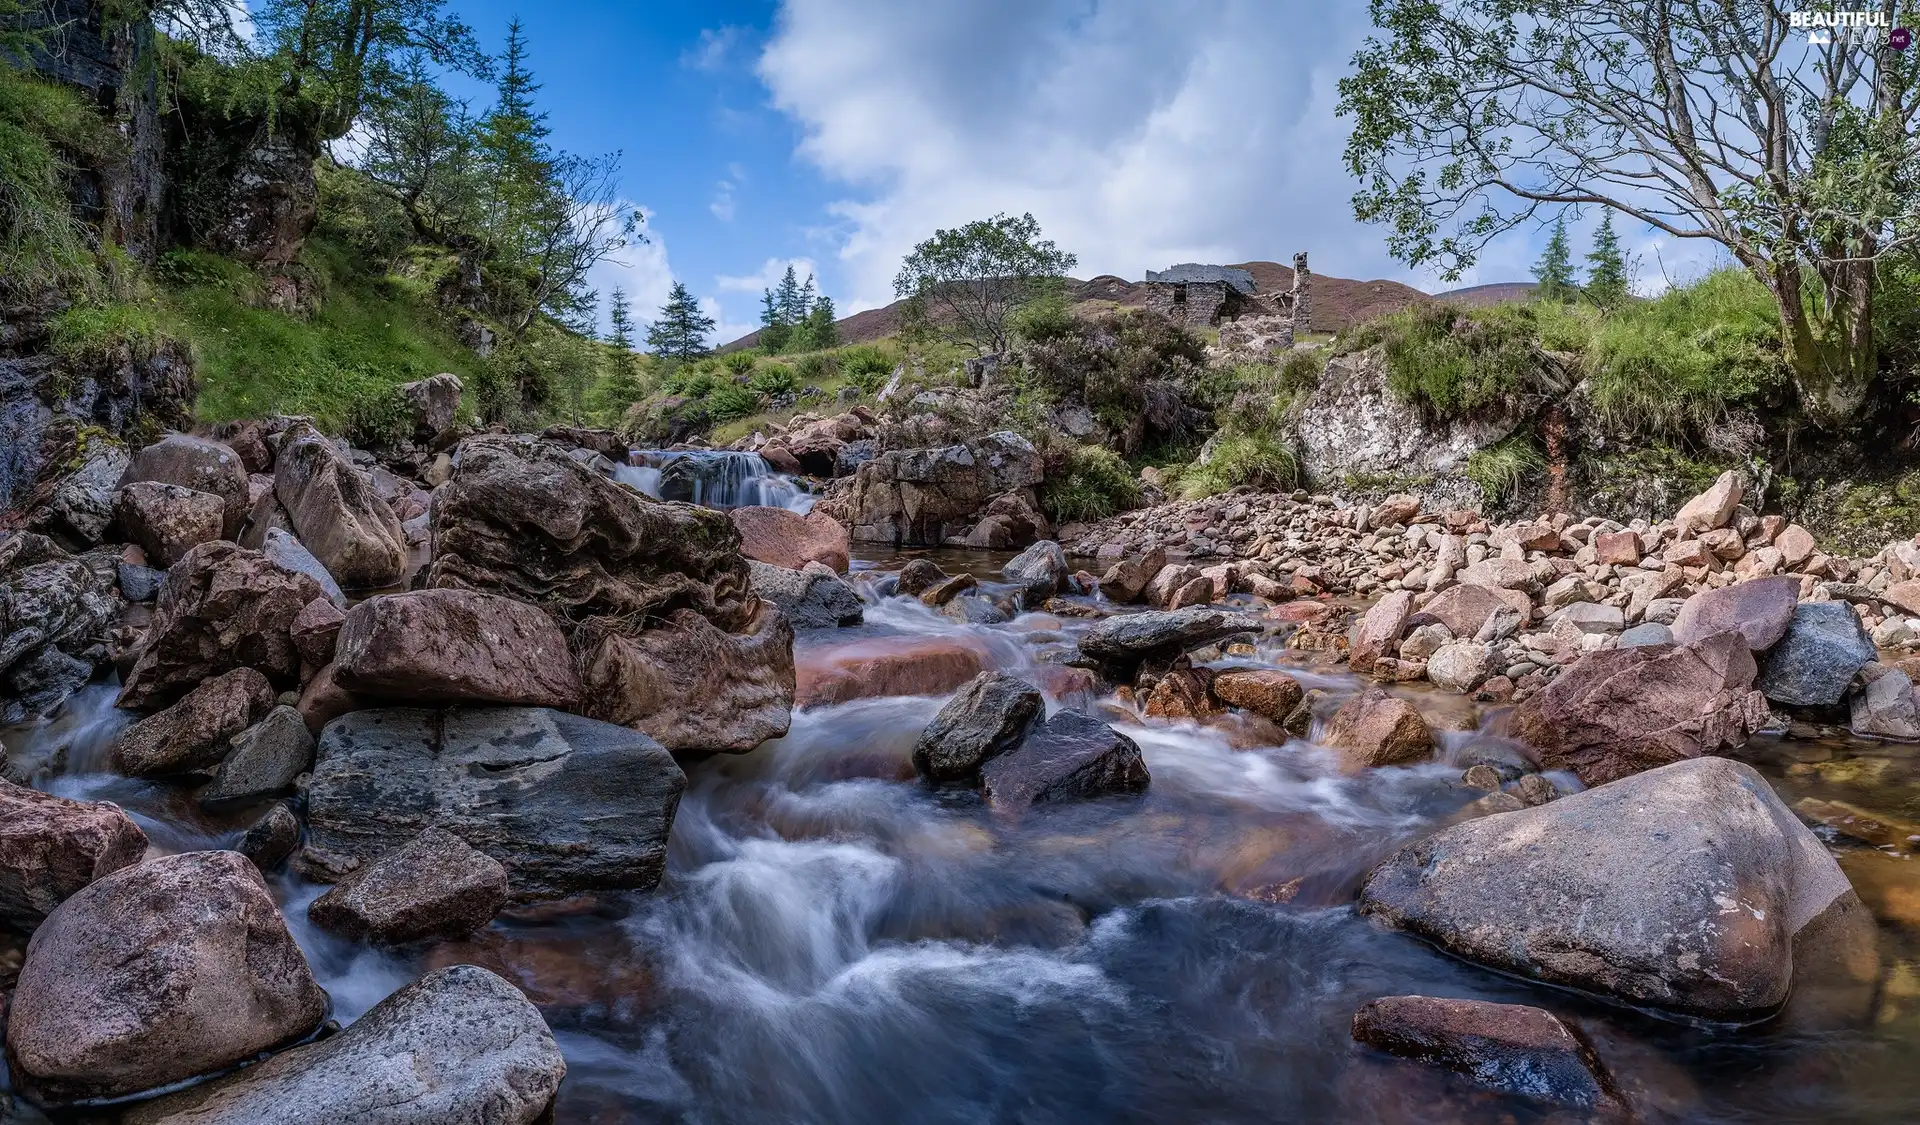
[[1143, 255, 1315, 350]]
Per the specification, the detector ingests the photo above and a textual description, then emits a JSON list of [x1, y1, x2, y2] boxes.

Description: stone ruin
[[1143, 255, 1314, 349]]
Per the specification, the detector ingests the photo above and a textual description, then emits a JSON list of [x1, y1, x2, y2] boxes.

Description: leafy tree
[[1585, 213, 1630, 309], [358, 51, 479, 243], [894, 211, 1077, 354], [647, 281, 715, 360], [1338, 0, 1920, 426], [800, 294, 838, 350], [1532, 217, 1575, 303]]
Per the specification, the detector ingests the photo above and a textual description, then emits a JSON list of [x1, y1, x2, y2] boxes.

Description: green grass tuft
[[1463, 436, 1546, 505], [1175, 433, 1299, 499], [1042, 443, 1140, 523]]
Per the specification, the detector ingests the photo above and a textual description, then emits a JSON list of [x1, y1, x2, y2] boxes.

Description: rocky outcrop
[[824, 431, 1045, 546], [274, 421, 408, 590], [0, 533, 118, 724], [729, 505, 851, 572], [573, 602, 795, 753], [979, 710, 1149, 810], [912, 672, 1044, 782], [121, 965, 565, 1125], [115, 480, 225, 567], [5, 851, 327, 1105], [747, 560, 863, 628], [307, 827, 509, 945], [334, 588, 581, 708], [400, 372, 463, 447], [119, 433, 249, 537], [1292, 348, 1522, 489], [0, 778, 147, 931], [1358, 757, 1851, 1019], [1351, 996, 1620, 1113], [111, 665, 276, 777], [302, 707, 686, 902]]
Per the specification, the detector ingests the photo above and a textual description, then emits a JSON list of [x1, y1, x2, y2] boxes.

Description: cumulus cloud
[[716, 256, 822, 295], [585, 203, 676, 334]]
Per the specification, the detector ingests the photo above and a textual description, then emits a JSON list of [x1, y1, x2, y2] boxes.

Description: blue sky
[[431, 1, 1719, 344]]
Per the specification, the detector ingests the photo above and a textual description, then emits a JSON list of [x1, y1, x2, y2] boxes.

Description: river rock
[[729, 506, 851, 572], [119, 433, 249, 537], [201, 705, 315, 805], [1349, 590, 1413, 674], [30, 442, 129, 545], [308, 826, 508, 944], [0, 536, 118, 724], [302, 707, 686, 901], [1350, 995, 1620, 1112], [1005, 540, 1071, 603], [0, 778, 147, 930], [115, 481, 225, 568], [1426, 641, 1493, 693], [1358, 757, 1852, 1018], [334, 588, 581, 708], [1618, 622, 1673, 647], [1853, 668, 1920, 741], [911, 671, 1044, 782], [748, 560, 863, 628], [1551, 601, 1625, 635], [574, 602, 794, 752], [1755, 601, 1874, 708], [289, 596, 344, 666], [1674, 470, 1745, 535], [273, 422, 408, 590], [111, 665, 276, 776], [1077, 607, 1255, 677], [1210, 669, 1304, 723], [116, 541, 326, 710], [1416, 584, 1530, 639], [238, 801, 303, 872], [1669, 575, 1797, 650], [979, 710, 1149, 810], [5, 851, 327, 1105], [1509, 632, 1766, 786], [400, 372, 464, 447], [1323, 688, 1434, 771], [1101, 547, 1166, 603], [261, 527, 346, 608], [121, 965, 564, 1125], [896, 558, 945, 597], [826, 431, 1045, 546], [796, 635, 988, 706]]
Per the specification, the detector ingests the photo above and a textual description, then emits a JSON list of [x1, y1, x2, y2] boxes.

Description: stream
[[7, 543, 1920, 1123]]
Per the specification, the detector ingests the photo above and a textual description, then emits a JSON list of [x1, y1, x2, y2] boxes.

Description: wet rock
[[1509, 773, 1559, 806], [1852, 668, 1920, 741], [911, 671, 1044, 782], [895, 558, 946, 597], [111, 665, 275, 776], [1460, 764, 1503, 791], [0, 778, 147, 931], [118, 560, 163, 601], [335, 588, 581, 708], [574, 602, 794, 752], [260, 528, 345, 608], [308, 826, 509, 945], [1143, 667, 1216, 719], [5, 851, 327, 1105], [201, 705, 314, 805], [1077, 607, 1255, 677], [0, 537, 118, 724], [1797, 798, 1920, 853], [919, 572, 978, 607], [1144, 563, 1201, 608], [1349, 590, 1413, 675], [796, 636, 987, 706], [1426, 642, 1492, 693], [1508, 632, 1765, 786], [1674, 470, 1745, 535], [238, 801, 303, 872], [1351, 995, 1620, 1112], [288, 596, 344, 667], [729, 505, 851, 572], [114, 481, 225, 568], [944, 594, 1009, 625], [119, 433, 249, 537], [399, 372, 463, 447], [1166, 575, 1212, 609], [748, 559, 863, 628], [828, 431, 1045, 546], [1359, 756, 1852, 1019], [116, 541, 326, 711], [1100, 547, 1166, 603], [1757, 601, 1876, 708], [302, 707, 685, 902], [980, 710, 1149, 810], [1004, 540, 1071, 603], [121, 965, 564, 1125], [295, 661, 360, 735], [1324, 688, 1434, 771], [1210, 669, 1304, 723], [1669, 575, 1798, 650], [30, 442, 129, 546], [273, 422, 408, 590], [1417, 584, 1530, 640]]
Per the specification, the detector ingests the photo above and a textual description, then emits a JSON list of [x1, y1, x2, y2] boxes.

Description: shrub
[[841, 344, 895, 392], [706, 382, 760, 421], [749, 363, 798, 396], [1585, 268, 1784, 436], [721, 349, 757, 375], [1042, 444, 1140, 523], [795, 352, 836, 383], [1464, 437, 1546, 505], [1175, 434, 1299, 499], [1379, 303, 1535, 418], [1009, 290, 1076, 344], [1276, 348, 1326, 396]]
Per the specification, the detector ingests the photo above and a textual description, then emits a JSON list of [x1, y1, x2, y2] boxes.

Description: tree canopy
[[893, 212, 1077, 354]]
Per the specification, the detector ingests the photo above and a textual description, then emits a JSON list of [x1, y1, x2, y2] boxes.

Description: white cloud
[[699, 296, 760, 349], [586, 203, 675, 335], [684, 25, 746, 71], [710, 180, 737, 222], [716, 256, 821, 295]]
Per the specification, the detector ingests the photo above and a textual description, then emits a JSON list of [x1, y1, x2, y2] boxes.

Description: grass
[[1042, 444, 1140, 523], [1174, 433, 1299, 499], [1584, 268, 1784, 436], [1464, 436, 1546, 505], [0, 65, 122, 298], [1377, 302, 1537, 418]]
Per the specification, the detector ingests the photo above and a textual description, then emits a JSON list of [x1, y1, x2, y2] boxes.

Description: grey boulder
[[911, 671, 1044, 782], [1077, 607, 1254, 675], [1004, 539, 1070, 603], [1757, 601, 1876, 708], [748, 559, 863, 628], [201, 704, 316, 805], [980, 710, 1149, 810]]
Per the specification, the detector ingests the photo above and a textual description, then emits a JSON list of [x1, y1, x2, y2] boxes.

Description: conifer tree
[[801, 294, 838, 350], [1532, 216, 1576, 302], [758, 288, 792, 353], [1585, 213, 1630, 308], [647, 282, 716, 360]]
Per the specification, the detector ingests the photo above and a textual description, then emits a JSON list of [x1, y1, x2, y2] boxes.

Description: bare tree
[[502, 150, 637, 335]]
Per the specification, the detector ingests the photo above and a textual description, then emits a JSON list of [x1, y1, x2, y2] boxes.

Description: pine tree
[[801, 294, 838, 350], [758, 288, 792, 353], [1533, 216, 1576, 302], [647, 282, 717, 360], [606, 286, 635, 352], [1585, 212, 1630, 308], [773, 265, 806, 326]]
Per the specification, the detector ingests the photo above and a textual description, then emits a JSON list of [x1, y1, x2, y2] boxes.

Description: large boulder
[[1669, 575, 1798, 650], [1853, 668, 1920, 741], [307, 826, 509, 944], [119, 433, 249, 537], [573, 602, 795, 753], [979, 710, 1149, 810], [273, 421, 408, 590], [1349, 590, 1413, 674], [1292, 348, 1521, 486], [0, 534, 117, 724], [1358, 757, 1853, 1019], [111, 665, 276, 776], [1323, 688, 1434, 771], [911, 671, 1044, 782], [399, 372, 463, 447], [29, 441, 129, 545], [1077, 607, 1256, 678], [116, 541, 325, 710], [0, 778, 147, 931], [120, 965, 564, 1125], [114, 481, 225, 568], [5, 851, 327, 1105], [334, 588, 580, 708], [302, 707, 686, 902], [824, 431, 1045, 546], [1757, 601, 1876, 708], [747, 560, 863, 629], [1351, 996, 1620, 1113], [1004, 540, 1071, 604], [1100, 547, 1166, 604], [729, 506, 851, 572], [1508, 632, 1768, 786]]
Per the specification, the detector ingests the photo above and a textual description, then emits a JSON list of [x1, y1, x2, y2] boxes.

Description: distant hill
[[719, 261, 1526, 351]]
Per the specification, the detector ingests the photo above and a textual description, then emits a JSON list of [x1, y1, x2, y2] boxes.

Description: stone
[[1350, 996, 1620, 1112], [273, 422, 408, 590], [261, 528, 346, 608], [979, 710, 1149, 810], [116, 542, 326, 711], [334, 588, 581, 708], [302, 707, 686, 902], [1550, 601, 1625, 635], [1370, 494, 1421, 527], [1852, 669, 1920, 741], [1757, 601, 1876, 708], [920, 572, 978, 607], [796, 636, 988, 706], [1774, 524, 1817, 569], [1592, 530, 1640, 566], [1396, 622, 1451, 662], [728, 505, 851, 572], [825, 431, 1045, 546], [911, 671, 1044, 782], [119, 433, 249, 537], [308, 827, 509, 944], [1210, 669, 1304, 723], [31, 442, 130, 545], [1674, 470, 1746, 535], [748, 559, 863, 628], [288, 596, 344, 666], [5, 851, 327, 1105], [1884, 579, 1920, 618], [574, 603, 795, 753], [1, 538, 119, 724], [117, 560, 163, 601], [1101, 547, 1167, 603], [201, 705, 315, 805], [114, 481, 225, 568], [1292, 349, 1521, 485], [399, 372, 464, 447], [0, 778, 146, 931], [1426, 642, 1493, 693], [1004, 539, 1071, 603], [1618, 622, 1673, 648], [1077, 607, 1256, 677], [895, 558, 946, 597], [238, 801, 303, 872], [1167, 575, 1213, 609], [120, 965, 564, 1125], [1418, 584, 1531, 639], [945, 594, 1010, 625], [1669, 575, 1798, 650], [1143, 667, 1216, 718], [1510, 772, 1559, 806], [1509, 632, 1763, 786], [1734, 545, 1783, 579], [1323, 689, 1434, 771], [111, 665, 276, 776], [1144, 563, 1201, 607], [1349, 589, 1413, 675], [1456, 558, 1534, 590], [296, 661, 360, 735], [1359, 757, 1852, 1019]]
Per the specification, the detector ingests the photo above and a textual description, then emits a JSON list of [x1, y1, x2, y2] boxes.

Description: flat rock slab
[[1351, 995, 1620, 1112], [980, 710, 1149, 810], [1077, 608, 1256, 674], [302, 707, 685, 903]]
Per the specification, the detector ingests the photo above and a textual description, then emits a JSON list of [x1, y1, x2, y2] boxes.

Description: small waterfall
[[617, 450, 814, 513]]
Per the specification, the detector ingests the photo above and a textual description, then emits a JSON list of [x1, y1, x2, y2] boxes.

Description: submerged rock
[[912, 671, 1044, 782], [796, 636, 988, 706], [334, 588, 581, 708], [308, 826, 509, 945], [980, 710, 1149, 810], [0, 778, 147, 931], [1351, 995, 1620, 1113]]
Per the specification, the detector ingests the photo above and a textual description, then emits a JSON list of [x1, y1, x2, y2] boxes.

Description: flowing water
[[8, 548, 1920, 1123], [616, 450, 815, 512]]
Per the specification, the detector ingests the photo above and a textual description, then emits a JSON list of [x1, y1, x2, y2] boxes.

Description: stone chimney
[[1291, 252, 1312, 337]]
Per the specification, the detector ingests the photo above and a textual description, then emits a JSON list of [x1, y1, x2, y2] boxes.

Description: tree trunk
[[1768, 258, 1875, 428]]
